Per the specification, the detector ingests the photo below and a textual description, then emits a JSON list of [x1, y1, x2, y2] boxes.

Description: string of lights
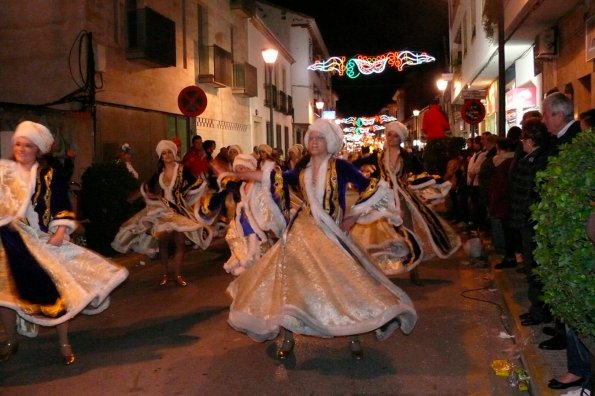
[[308, 51, 435, 78], [342, 125, 386, 134], [336, 115, 397, 126]]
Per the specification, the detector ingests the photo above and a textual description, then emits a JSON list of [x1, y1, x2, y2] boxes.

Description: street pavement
[[0, 226, 567, 395]]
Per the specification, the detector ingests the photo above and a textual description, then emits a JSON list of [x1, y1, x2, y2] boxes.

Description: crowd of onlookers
[[439, 93, 592, 392]]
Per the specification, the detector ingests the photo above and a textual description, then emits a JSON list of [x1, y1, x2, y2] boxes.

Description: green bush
[[80, 162, 142, 255], [532, 130, 594, 346]]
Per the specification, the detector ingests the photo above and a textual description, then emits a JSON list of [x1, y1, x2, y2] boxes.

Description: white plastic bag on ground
[[464, 237, 483, 258]]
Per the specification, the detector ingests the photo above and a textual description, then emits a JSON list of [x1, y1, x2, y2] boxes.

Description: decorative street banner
[[307, 51, 436, 78], [337, 115, 397, 127], [337, 115, 398, 134]]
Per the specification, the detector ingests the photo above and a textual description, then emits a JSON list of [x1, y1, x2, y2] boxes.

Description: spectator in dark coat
[[510, 120, 551, 326], [487, 138, 515, 261]]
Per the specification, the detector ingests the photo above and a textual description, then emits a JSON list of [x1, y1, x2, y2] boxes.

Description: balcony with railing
[[286, 95, 293, 116], [278, 91, 287, 113], [126, 7, 176, 67], [198, 44, 233, 87], [232, 62, 257, 97], [264, 84, 278, 109], [230, 0, 256, 17]]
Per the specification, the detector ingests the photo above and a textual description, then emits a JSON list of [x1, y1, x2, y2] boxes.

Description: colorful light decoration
[[338, 115, 398, 136], [343, 125, 385, 134], [337, 115, 397, 126], [308, 51, 436, 78]]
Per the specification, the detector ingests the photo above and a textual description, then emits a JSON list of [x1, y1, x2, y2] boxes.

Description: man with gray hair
[[541, 92, 581, 150]]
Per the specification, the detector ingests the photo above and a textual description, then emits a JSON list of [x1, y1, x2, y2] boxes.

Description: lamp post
[[412, 109, 420, 147], [262, 48, 278, 145], [436, 73, 453, 126], [315, 100, 324, 117]]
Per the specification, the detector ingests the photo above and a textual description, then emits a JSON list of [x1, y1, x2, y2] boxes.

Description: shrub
[[532, 130, 594, 348]]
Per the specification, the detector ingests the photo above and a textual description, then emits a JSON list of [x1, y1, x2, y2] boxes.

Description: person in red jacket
[[182, 134, 209, 177], [422, 98, 450, 140]]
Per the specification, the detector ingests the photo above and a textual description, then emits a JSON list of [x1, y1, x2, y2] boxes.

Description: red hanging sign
[[461, 99, 486, 125], [178, 86, 208, 117]]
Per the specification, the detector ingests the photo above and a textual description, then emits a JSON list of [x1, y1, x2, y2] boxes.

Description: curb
[[494, 268, 559, 396]]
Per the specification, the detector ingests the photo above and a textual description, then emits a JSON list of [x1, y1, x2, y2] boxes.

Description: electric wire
[[461, 285, 513, 337], [42, 30, 94, 107]]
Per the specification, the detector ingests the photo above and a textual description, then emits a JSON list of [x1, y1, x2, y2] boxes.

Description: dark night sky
[[264, 0, 450, 117]]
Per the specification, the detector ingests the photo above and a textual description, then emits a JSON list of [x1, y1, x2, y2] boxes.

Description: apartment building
[[448, 0, 590, 136]]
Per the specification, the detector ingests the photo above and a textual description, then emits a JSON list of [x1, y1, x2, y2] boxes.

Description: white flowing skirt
[[0, 221, 128, 328], [227, 211, 417, 342]]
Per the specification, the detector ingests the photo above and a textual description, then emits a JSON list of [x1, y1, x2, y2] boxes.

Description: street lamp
[[315, 100, 324, 117], [412, 109, 420, 147], [262, 48, 278, 144], [436, 73, 453, 115]]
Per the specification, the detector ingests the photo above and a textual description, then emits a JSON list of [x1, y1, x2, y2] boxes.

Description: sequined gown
[[0, 159, 128, 328], [218, 162, 287, 276], [112, 163, 215, 255], [352, 150, 460, 264], [227, 156, 417, 342]]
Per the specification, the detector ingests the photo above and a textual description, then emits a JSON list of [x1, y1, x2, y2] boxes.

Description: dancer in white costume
[[112, 140, 216, 287], [227, 119, 417, 360], [217, 154, 286, 275], [0, 121, 128, 365], [352, 122, 460, 282]]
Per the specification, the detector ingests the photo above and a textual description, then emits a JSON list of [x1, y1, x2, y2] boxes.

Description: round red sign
[[178, 86, 207, 117], [461, 99, 486, 125]]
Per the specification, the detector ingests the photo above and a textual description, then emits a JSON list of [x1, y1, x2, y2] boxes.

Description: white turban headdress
[[12, 121, 54, 154], [155, 139, 178, 159], [385, 121, 408, 142], [304, 119, 344, 154], [288, 144, 304, 157], [228, 145, 243, 155], [257, 144, 273, 156], [232, 153, 257, 172]]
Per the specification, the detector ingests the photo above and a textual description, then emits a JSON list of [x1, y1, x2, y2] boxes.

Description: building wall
[[245, 20, 293, 152], [0, 1, 88, 105], [0, 0, 260, 172], [542, 3, 594, 115], [290, 27, 314, 125]]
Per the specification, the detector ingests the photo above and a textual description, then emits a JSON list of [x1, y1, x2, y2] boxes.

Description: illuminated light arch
[[336, 115, 397, 126], [308, 51, 436, 78]]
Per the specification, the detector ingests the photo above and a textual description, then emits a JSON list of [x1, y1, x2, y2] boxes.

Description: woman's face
[[307, 130, 328, 156], [13, 136, 40, 166], [122, 152, 132, 162], [161, 149, 176, 164], [385, 131, 401, 148], [521, 136, 535, 153], [259, 148, 272, 161], [229, 149, 239, 162]]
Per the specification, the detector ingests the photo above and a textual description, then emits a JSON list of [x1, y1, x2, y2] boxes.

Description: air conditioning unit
[[535, 28, 557, 60]]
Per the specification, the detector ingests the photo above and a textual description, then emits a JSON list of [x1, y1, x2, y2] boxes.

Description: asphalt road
[[0, 237, 525, 395]]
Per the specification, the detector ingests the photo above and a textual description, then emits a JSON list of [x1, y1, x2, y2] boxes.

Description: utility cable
[[461, 285, 513, 337]]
